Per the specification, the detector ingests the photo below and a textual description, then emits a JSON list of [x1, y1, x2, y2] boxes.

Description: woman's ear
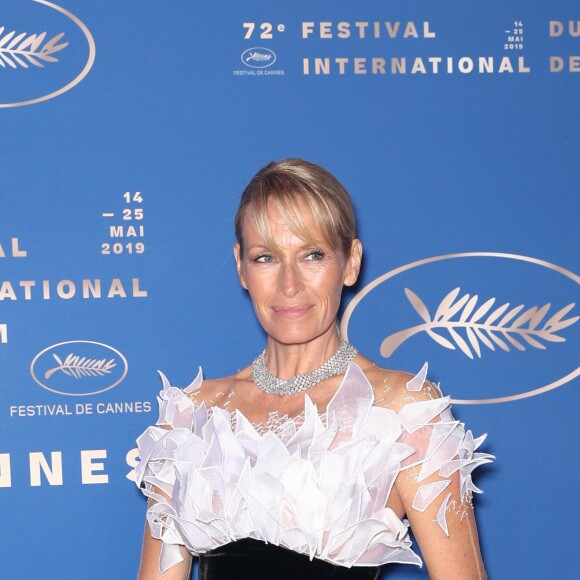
[[343, 239, 362, 287], [233, 243, 248, 289]]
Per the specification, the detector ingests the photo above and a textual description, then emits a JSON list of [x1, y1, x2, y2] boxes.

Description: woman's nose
[[278, 262, 304, 297]]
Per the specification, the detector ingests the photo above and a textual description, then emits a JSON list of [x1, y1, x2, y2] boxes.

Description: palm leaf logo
[[0, 27, 68, 69], [45, 353, 116, 380], [381, 287, 578, 359]]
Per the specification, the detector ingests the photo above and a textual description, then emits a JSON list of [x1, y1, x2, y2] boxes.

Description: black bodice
[[198, 538, 380, 580]]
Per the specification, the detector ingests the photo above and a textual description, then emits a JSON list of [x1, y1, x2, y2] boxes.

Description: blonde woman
[[134, 159, 491, 580]]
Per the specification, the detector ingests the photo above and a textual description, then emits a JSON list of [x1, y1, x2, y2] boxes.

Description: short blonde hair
[[235, 158, 357, 256]]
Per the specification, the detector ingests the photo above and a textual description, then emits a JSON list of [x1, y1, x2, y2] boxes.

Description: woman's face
[[234, 202, 362, 346]]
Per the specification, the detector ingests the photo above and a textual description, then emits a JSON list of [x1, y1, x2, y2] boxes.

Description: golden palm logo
[[45, 353, 116, 380], [0, 1, 95, 108], [381, 287, 578, 359], [0, 28, 68, 69], [31, 341, 127, 396]]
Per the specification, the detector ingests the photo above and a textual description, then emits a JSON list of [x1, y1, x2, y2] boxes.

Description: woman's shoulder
[[183, 365, 253, 408], [354, 355, 442, 412]]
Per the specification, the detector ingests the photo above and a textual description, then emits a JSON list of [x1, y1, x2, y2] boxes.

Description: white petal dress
[[132, 362, 492, 575]]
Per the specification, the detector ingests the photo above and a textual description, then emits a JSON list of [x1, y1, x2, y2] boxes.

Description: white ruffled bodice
[[131, 363, 492, 573]]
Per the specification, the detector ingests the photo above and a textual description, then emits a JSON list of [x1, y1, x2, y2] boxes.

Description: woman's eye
[[305, 250, 325, 261], [255, 254, 274, 263]]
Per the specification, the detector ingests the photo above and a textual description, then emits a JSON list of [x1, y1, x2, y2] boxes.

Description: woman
[[134, 159, 492, 579]]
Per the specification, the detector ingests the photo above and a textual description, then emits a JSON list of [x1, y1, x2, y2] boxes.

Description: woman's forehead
[[242, 200, 332, 248]]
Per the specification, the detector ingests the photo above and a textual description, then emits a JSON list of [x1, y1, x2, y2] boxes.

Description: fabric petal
[[183, 367, 203, 393], [326, 363, 374, 444], [436, 492, 453, 536], [406, 362, 428, 392], [412, 480, 451, 512]]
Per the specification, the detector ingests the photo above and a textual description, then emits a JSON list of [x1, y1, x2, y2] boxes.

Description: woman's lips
[[272, 304, 313, 319]]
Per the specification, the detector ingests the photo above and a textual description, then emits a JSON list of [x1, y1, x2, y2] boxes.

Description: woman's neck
[[262, 328, 343, 380]]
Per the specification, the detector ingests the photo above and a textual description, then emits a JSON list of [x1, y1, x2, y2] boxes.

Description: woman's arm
[[138, 513, 192, 580], [368, 364, 489, 579], [396, 467, 486, 579], [135, 418, 194, 579]]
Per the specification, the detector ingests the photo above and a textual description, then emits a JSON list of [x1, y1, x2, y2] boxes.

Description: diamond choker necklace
[[252, 339, 358, 396]]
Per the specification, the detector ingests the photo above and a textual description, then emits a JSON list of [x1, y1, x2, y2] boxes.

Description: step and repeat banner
[[1, 1, 578, 578]]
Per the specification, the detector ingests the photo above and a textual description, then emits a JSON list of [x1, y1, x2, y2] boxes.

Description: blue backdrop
[[1, 1, 578, 578]]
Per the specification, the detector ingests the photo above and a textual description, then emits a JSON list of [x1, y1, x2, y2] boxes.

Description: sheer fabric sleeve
[[391, 364, 493, 578], [131, 369, 204, 573]]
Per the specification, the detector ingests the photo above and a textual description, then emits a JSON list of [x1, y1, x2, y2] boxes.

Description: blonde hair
[[235, 158, 357, 256]]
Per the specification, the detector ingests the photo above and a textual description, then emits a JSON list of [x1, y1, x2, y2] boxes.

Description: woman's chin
[[264, 326, 337, 347]]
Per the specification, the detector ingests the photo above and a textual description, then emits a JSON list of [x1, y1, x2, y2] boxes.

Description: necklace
[[252, 339, 358, 396]]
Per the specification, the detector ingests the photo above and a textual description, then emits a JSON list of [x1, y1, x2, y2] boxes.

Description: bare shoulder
[[183, 365, 252, 408], [355, 355, 442, 412]]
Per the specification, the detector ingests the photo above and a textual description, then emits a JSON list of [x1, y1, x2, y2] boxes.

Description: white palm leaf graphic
[[246, 52, 272, 62], [0, 27, 68, 69], [381, 287, 579, 359], [45, 354, 116, 379]]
